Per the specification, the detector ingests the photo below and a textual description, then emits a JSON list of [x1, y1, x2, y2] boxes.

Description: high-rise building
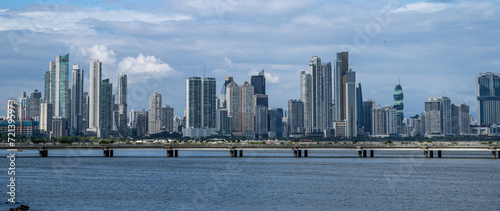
[[268, 108, 283, 138], [425, 97, 442, 136], [310, 57, 332, 133], [136, 109, 148, 137], [219, 77, 234, 109], [393, 80, 404, 122], [115, 73, 128, 137], [54, 54, 69, 118], [52, 117, 68, 138], [203, 77, 217, 128], [148, 91, 162, 135], [226, 81, 242, 134], [334, 51, 349, 121], [216, 109, 231, 135], [345, 70, 357, 138], [363, 100, 375, 135], [99, 79, 113, 138], [386, 106, 397, 135], [300, 70, 312, 133], [476, 72, 500, 125], [40, 102, 53, 134], [49, 61, 56, 107], [255, 105, 268, 138], [371, 105, 397, 136], [19, 92, 29, 121], [241, 82, 255, 135], [356, 83, 363, 133], [161, 105, 174, 133], [251, 69, 266, 95], [288, 100, 304, 135], [186, 77, 202, 129], [88, 59, 101, 134], [129, 109, 137, 128], [441, 96, 452, 135], [44, 70, 51, 102], [458, 103, 471, 135], [71, 65, 84, 135], [29, 90, 42, 121], [254, 94, 269, 108], [82, 92, 89, 132], [451, 104, 459, 135]]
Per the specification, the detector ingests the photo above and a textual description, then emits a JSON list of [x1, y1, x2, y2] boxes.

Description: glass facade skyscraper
[[476, 72, 500, 125], [54, 54, 69, 118]]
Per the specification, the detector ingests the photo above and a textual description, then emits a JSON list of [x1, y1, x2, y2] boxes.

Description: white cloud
[[118, 53, 179, 83], [224, 57, 233, 69], [393, 2, 449, 13], [77, 44, 117, 65]]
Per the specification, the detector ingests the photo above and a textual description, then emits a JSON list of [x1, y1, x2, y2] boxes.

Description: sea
[[1, 150, 500, 210]]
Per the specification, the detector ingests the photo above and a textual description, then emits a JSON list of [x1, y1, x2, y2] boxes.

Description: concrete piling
[[167, 150, 173, 157], [358, 151, 362, 158], [103, 150, 109, 157], [370, 150, 374, 158], [424, 151, 428, 158], [294, 150, 298, 157], [363, 150, 367, 158], [239, 150, 243, 157], [175, 150, 178, 157], [492, 151, 496, 159], [438, 150, 442, 158], [298, 150, 302, 157], [304, 150, 308, 157], [430, 151, 434, 158]]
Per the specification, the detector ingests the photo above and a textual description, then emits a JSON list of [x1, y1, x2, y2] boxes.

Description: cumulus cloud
[[118, 53, 179, 82], [77, 44, 117, 65], [393, 2, 449, 13], [248, 70, 280, 84]]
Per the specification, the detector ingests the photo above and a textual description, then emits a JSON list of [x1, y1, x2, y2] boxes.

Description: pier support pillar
[[304, 150, 308, 157], [103, 150, 110, 157], [294, 150, 298, 157], [239, 150, 243, 157], [363, 150, 367, 158], [370, 150, 374, 158], [358, 151, 362, 158], [110, 150, 114, 157], [492, 151, 496, 159], [167, 150, 174, 157], [230, 150, 235, 157], [39, 150, 48, 157], [430, 151, 434, 158], [298, 150, 302, 157], [438, 150, 442, 158], [175, 150, 178, 157], [424, 151, 428, 158]]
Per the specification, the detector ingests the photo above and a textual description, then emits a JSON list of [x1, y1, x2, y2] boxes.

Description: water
[[2, 150, 500, 210]]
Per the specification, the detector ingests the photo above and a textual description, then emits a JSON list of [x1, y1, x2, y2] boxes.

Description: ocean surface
[[2, 150, 500, 210]]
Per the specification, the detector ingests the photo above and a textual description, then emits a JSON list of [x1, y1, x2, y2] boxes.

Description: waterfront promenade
[[1, 142, 499, 159]]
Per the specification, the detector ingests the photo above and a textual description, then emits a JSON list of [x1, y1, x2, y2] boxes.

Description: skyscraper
[[425, 97, 442, 136], [268, 108, 283, 138], [186, 77, 202, 129], [334, 51, 349, 121], [251, 69, 266, 95], [203, 77, 217, 128], [40, 102, 53, 134], [148, 91, 162, 135], [44, 70, 51, 102], [136, 109, 148, 137], [54, 54, 69, 118], [393, 80, 404, 122], [254, 94, 269, 108], [476, 72, 500, 125], [115, 73, 128, 137], [49, 61, 56, 107], [363, 100, 375, 135], [99, 79, 113, 138], [29, 90, 42, 121], [219, 77, 234, 109], [161, 105, 174, 133], [345, 70, 357, 138], [309, 56, 332, 133], [88, 59, 102, 134], [241, 82, 255, 135], [300, 70, 312, 133], [355, 83, 363, 134], [441, 96, 452, 135], [227, 81, 242, 134], [458, 102, 471, 135], [255, 105, 268, 138], [71, 65, 84, 135], [288, 100, 304, 135]]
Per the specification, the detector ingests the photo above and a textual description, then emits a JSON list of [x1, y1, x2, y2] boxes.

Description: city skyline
[[1, 1, 499, 119]]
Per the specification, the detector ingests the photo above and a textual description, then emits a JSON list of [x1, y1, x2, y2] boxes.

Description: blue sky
[[0, 0, 499, 119]]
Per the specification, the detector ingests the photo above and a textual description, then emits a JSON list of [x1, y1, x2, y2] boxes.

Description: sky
[[0, 0, 499, 119]]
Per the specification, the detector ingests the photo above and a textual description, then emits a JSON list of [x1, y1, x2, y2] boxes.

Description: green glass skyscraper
[[393, 80, 404, 121]]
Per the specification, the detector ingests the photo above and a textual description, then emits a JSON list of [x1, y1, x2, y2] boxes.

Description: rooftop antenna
[[398, 76, 400, 85]]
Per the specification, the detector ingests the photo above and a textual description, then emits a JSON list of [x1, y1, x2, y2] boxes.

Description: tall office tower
[[44, 70, 51, 102], [52, 117, 68, 138], [334, 51, 349, 121], [393, 80, 404, 122], [268, 108, 283, 138], [136, 109, 148, 137], [441, 97, 452, 135], [409, 114, 421, 136], [226, 81, 242, 133], [40, 102, 53, 133], [255, 105, 268, 138], [476, 72, 500, 125], [241, 82, 255, 135], [129, 109, 137, 128], [458, 103, 471, 135], [385, 106, 397, 135], [99, 79, 113, 138], [148, 91, 162, 135], [300, 70, 312, 133], [19, 92, 29, 120], [451, 104, 459, 135], [371, 106, 386, 136], [288, 100, 304, 135], [219, 77, 234, 109], [49, 61, 56, 106], [203, 77, 217, 128], [355, 83, 363, 133], [82, 92, 89, 131], [29, 90, 42, 120], [363, 100, 375, 135], [54, 54, 69, 118], [216, 109, 231, 135], [186, 77, 202, 128], [115, 73, 128, 137], [254, 94, 269, 108], [420, 112, 426, 135], [71, 65, 84, 135], [162, 105, 174, 132], [425, 97, 442, 136], [309, 57, 332, 132], [345, 70, 357, 137], [251, 69, 266, 95], [88, 59, 102, 133]]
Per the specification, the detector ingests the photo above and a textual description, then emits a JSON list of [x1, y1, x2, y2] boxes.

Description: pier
[[1, 143, 499, 159]]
